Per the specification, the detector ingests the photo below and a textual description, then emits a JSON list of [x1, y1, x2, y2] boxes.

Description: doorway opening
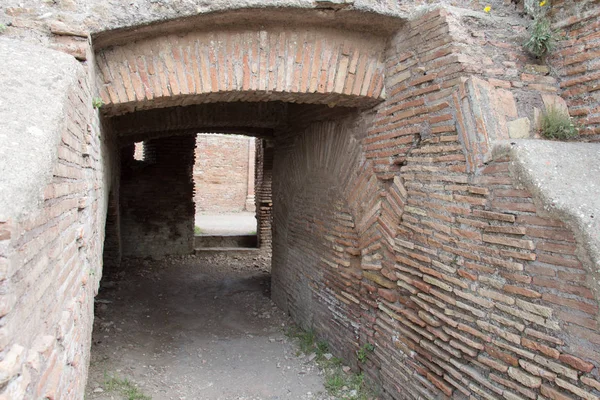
[[193, 133, 259, 250]]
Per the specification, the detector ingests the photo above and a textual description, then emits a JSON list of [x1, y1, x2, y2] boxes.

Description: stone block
[[507, 117, 531, 138]]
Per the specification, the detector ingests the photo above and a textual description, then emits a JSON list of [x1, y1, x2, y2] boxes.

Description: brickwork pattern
[[272, 8, 600, 400], [193, 134, 255, 213], [552, 0, 600, 141], [2, 2, 600, 399], [0, 63, 108, 398], [95, 26, 387, 115], [256, 141, 273, 249]]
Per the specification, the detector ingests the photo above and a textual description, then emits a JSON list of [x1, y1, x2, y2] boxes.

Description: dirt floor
[[85, 251, 335, 400]]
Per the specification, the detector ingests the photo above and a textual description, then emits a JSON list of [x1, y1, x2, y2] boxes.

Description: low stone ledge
[[492, 139, 600, 295]]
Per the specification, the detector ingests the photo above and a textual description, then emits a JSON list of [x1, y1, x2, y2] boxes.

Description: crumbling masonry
[[0, 0, 600, 399]]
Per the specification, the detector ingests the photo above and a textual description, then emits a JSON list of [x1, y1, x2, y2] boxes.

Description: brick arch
[[95, 25, 387, 116]]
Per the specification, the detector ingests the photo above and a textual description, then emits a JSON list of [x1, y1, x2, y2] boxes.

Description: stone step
[[193, 247, 262, 256], [194, 235, 257, 249]]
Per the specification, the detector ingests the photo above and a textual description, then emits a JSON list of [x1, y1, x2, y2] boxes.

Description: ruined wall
[[193, 134, 255, 213], [551, 0, 600, 141], [120, 135, 196, 257], [0, 1, 599, 399], [0, 39, 111, 399], [272, 7, 600, 400]]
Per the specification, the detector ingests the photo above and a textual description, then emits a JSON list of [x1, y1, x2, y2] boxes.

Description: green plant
[[325, 372, 345, 391], [316, 340, 329, 356], [286, 325, 375, 399], [194, 226, 203, 235], [357, 343, 375, 363], [0, 24, 6, 33], [104, 373, 151, 400], [540, 106, 579, 140], [524, 17, 558, 58], [92, 97, 104, 109]]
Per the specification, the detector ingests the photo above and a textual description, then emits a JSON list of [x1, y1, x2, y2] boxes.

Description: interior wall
[[120, 135, 196, 257], [193, 134, 255, 213], [256, 140, 274, 249]]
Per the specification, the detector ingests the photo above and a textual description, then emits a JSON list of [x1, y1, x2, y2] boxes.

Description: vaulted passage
[[2, 3, 600, 400]]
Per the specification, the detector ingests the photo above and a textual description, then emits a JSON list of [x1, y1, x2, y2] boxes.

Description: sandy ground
[[194, 212, 257, 235], [85, 251, 332, 400]]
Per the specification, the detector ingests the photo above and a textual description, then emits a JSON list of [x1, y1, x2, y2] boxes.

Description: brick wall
[[120, 135, 196, 257], [551, 0, 600, 141], [256, 140, 273, 249], [193, 134, 255, 213], [0, 40, 111, 399], [271, 7, 600, 400], [1, 2, 599, 400]]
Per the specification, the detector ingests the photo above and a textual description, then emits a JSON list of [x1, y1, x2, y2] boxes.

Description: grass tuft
[[285, 325, 376, 399], [540, 106, 579, 140], [194, 226, 203, 235], [524, 17, 558, 58], [104, 373, 151, 400]]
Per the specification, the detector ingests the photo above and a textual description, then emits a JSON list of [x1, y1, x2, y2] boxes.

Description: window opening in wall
[[192, 133, 259, 250], [133, 141, 144, 161]]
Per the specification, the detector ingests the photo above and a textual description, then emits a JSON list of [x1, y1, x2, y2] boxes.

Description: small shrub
[[540, 106, 579, 140], [524, 17, 558, 58], [92, 97, 104, 109]]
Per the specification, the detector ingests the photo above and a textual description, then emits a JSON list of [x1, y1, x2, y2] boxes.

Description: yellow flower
[[484, 5, 492, 13], [540, 0, 547, 6]]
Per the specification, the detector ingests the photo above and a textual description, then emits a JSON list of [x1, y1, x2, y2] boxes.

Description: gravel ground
[[85, 251, 335, 400]]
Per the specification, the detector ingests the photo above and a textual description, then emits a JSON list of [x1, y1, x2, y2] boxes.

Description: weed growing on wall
[[0, 24, 6, 33], [92, 97, 104, 109], [524, 16, 558, 58], [357, 343, 375, 363], [540, 106, 579, 140]]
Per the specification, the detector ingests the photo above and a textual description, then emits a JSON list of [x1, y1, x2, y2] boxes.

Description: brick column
[[245, 137, 256, 212], [255, 140, 273, 249]]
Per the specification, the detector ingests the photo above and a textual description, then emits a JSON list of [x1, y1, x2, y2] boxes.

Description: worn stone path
[[85, 252, 331, 400]]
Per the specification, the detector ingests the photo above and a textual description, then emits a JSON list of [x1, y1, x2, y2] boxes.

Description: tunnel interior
[[84, 5, 600, 399], [99, 99, 367, 357]]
